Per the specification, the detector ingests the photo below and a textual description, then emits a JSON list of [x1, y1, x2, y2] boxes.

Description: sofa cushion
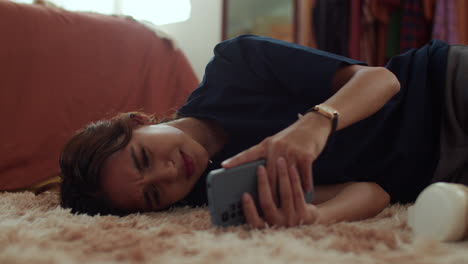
[[0, 1, 198, 190]]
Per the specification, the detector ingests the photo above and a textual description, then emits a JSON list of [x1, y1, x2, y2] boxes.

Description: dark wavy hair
[[59, 112, 158, 216]]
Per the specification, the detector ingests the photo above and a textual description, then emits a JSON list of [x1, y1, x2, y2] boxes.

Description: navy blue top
[[178, 35, 449, 205]]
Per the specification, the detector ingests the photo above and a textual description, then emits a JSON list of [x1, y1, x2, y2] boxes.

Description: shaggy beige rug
[[0, 191, 466, 264]]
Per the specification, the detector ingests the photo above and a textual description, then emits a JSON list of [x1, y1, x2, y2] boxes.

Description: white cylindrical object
[[408, 182, 468, 241]]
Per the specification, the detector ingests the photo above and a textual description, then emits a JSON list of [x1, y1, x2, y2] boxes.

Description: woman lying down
[[59, 35, 468, 229]]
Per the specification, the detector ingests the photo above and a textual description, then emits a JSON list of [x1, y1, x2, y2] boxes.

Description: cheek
[[152, 134, 186, 153], [164, 181, 193, 203]]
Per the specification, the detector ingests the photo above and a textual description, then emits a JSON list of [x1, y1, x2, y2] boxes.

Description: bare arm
[[224, 65, 401, 196], [312, 182, 391, 224], [320, 64, 401, 130]]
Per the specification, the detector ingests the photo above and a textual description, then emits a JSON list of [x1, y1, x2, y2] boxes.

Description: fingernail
[[223, 157, 233, 163], [221, 159, 230, 166]]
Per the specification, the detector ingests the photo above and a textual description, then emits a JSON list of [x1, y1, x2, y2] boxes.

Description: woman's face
[[100, 124, 210, 212]]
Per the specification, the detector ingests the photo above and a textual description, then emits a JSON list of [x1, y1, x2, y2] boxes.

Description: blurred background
[[10, 0, 468, 81]]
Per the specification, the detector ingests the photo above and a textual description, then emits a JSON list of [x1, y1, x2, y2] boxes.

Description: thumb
[[221, 144, 264, 168]]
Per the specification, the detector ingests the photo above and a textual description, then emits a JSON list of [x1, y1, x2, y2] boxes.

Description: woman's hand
[[242, 157, 320, 228], [222, 112, 331, 201]]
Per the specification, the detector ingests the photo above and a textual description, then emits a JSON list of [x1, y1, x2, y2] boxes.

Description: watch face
[[315, 105, 337, 119]]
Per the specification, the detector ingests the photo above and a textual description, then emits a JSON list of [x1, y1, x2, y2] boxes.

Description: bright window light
[[10, 0, 192, 26], [50, 0, 115, 14], [10, 0, 33, 3], [120, 0, 191, 25]]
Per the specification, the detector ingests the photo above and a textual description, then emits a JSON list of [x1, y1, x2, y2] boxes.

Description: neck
[[167, 117, 227, 157]]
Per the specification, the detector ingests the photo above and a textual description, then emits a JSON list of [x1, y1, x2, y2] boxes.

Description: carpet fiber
[[0, 191, 466, 264]]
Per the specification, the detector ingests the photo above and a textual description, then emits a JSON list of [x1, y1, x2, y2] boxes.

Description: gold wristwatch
[[308, 104, 339, 136]]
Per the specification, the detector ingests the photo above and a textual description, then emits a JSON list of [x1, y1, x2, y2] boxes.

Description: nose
[[149, 159, 178, 183]]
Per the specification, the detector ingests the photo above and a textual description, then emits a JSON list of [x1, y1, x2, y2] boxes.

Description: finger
[[268, 167, 278, 205], [242, 193, 266, 229], [257, 165, 279, 223], [221, 144, 264, 168], [289, 165, 307, 214], [299, 157, 314, 193], [266, 154, 278, 205], [277, 157, 295, 225]]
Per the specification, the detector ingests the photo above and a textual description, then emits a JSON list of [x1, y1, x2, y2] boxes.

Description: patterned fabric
[[400, 0, 432, 52], [432, 0, 459, 44]]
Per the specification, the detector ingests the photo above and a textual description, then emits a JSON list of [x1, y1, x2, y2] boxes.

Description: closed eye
[[130, 147, 142, 171], [151, 184, 160, 207], [141, 147, 150, 169]]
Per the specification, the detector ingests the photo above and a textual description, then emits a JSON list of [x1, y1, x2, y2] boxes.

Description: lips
[[181, 151, 194, 180]]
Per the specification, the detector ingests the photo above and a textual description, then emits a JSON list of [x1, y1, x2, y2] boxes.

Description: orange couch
[[0, 1, 198, 190]]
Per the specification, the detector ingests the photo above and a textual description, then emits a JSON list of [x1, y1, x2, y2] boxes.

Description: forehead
[[100, 144, 144, 211]]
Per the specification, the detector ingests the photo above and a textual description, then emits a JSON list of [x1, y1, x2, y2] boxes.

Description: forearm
[[314, 182, 390, 224], [309, 66, 400, 131]]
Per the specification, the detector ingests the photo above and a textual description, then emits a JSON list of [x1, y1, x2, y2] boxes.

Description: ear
[[129, 113, 153, 127]]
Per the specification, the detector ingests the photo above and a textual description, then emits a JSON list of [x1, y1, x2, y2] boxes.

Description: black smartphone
[[206, 159, 314, 227]]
